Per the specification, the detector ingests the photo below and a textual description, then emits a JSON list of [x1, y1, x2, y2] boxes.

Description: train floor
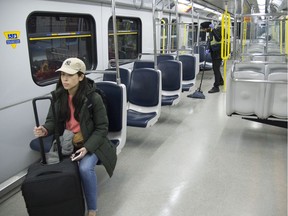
[[0, 64, 287, 216]]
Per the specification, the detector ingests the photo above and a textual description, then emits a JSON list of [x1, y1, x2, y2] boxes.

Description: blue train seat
[[158, 60, 182, 106], [263, 64, 288, 119], [127, 68, 162, 127], [30, 82, 127, 155], [97, 81, 127, 154], [179, 55, 196, 92], [133, 60, 155, 70], [103, 67, 131, 88], [157, 54, 174, 63]]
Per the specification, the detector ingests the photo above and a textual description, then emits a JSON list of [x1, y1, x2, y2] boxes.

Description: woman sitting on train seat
[[201, 21, 224, 93], [33, 57, 117, 216]]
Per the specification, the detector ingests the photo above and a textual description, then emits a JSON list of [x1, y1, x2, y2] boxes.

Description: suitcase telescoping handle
[[32, 96, 63, 164]]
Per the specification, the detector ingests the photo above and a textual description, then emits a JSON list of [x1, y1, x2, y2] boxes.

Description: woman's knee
[[79, 154, 97, 174]]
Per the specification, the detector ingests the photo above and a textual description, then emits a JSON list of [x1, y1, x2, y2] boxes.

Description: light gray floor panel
[[0, 68, 287, 216]]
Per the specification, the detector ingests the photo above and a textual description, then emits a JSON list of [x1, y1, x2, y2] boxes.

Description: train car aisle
[[0, 66, 287, 216]]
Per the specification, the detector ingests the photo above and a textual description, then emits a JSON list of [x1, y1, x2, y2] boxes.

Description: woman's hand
[[71, 147, 88, 161], [33, 126, 47, 137]]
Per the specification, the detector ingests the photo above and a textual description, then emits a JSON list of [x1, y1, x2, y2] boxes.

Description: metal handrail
[[87, 70, 117, 74], [111, 0, 121, 84]]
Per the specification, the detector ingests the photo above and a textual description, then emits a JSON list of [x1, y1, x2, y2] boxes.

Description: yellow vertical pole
[[280, 20, 283, 54], [242, 20, 247, 61], [181, 24, 187, 54], [172, 22, 175, 51], [272, 25, 276, 41], [221, 5, 231, 92], [285, 16, 288, 58], [161, 19, 166, 54]]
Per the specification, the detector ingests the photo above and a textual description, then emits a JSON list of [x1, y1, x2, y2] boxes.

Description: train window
[[171, 19, 177, 51], [27, 12, 96, 86], [187, 23, 198, 49], [108, 16, 141, 65], [160, 18, 168, 53], [160, 18, 178, 52]]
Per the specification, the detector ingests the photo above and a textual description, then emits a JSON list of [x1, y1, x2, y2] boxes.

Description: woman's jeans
[[79, 153, 98, 211]]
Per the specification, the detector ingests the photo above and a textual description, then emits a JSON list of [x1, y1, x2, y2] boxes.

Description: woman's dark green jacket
[[43, 78, 117, 177]]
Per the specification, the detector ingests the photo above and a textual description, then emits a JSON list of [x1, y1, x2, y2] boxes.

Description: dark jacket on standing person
[[207, 27, 222, 60], [43, 78, 117, 177]]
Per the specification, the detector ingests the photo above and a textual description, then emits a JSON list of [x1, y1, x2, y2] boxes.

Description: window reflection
[[27, 13, 96, 86]]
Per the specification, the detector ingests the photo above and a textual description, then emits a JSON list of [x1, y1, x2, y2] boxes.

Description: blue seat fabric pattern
[[127, 110, 157, 127], [97, 82, 123, 133], [133, 60, 155, 70], [158, 60, 181, 91], [128, 68, 160, 107], [161, 95, 179, 106], [127, 68, 160, 127], [103, 68, 130, 88], [179, 55, 196, 81], [157, 54, 174, 63]]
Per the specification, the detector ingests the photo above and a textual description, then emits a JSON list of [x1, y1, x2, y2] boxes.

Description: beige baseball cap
[[56, 58, 86, 74]]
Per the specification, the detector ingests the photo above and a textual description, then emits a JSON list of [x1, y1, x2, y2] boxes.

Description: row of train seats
[[102, 54, 199, 129], [246, 43, 286, 62], [133, 54, 199, 92], [226, 62, 288, 119]]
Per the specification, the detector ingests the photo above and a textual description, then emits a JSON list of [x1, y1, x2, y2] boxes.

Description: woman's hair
[[56, 72, 88, 122]]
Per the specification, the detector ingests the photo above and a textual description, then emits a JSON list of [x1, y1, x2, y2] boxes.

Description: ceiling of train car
[[192, 0, 241, 14], [57, 0, 287, 15], [189, 0, 287, 14], [132, 0, 287, 16]]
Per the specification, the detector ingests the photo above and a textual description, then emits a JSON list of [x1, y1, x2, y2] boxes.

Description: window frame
[[26, 11, 97, 86]]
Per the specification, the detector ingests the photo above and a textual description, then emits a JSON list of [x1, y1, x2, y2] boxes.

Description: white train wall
[[0, 0, 156, 187]]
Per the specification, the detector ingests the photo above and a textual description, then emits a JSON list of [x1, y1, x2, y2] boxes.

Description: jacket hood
[[86, 77, 97, 95]]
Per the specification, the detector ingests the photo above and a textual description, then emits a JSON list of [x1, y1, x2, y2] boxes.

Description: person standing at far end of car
[[201, 21, 224, 93]]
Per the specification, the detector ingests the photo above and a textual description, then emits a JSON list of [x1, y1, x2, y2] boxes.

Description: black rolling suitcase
[[21, 96, 85, 216]]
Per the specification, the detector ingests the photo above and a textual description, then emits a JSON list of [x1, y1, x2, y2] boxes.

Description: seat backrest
[[157, 54, 174, 63], [128, 68, 161, 107], [133, 60, 155, 70], [158, 60, 182, 91], [226, 62, 266, 118], [179, 55, 196, 81], [97, 82, 125, 132], [127, 68, 161, 127], [263, 64, 288, 119], [234, 63, 265, 74], [103, 68, 131, 88], [96, 81, 127, 153], [266, 64, 288, 74], [247, 47, 264, 54]]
